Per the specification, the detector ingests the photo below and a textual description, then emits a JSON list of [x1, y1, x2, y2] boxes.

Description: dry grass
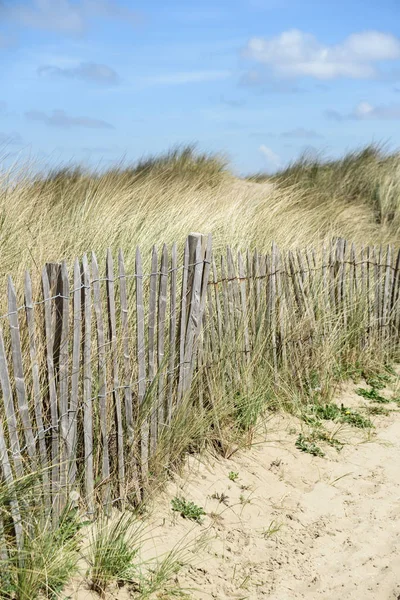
[[0, 144, 399, 294], [0, 143, 400, 598]]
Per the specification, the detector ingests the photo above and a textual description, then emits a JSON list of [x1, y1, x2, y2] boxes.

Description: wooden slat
[[189, 234, 212, 384], [148, 246, 158, 455], [282, 253, 294, 333], [91, 252, 110, 509], [329, 242, 336, 313], [42, 266, 60, 524], [177, 239, 189, 403], [378, 244, 383, 333], [299, 247, 313, 321], [118, 249, 134, 442], [373, 246, 380, 334], [276, 246, 287, 368], [359, 245, 366, 346], [82, 254, 94, 514], [226, 247, 237, 351], [68, 258, 81, 485], [0, 326, 24, 479], [106, 248, 125, 503], [381, 245, 392, 353], [391, 249, 400, 343], [382, 245, 392, 327], [238, 250, 250, 363], [258, 254, 267, 338], [253, 250, 260, 340], [118, 249, 141, 504], [157, 244, 168, 433], [24, 270, 50, 509], [212, 257, 223, 355], [269, 243, 278, 374], [182, 237, 203, 394], [360, 245, 366, 297], [227, 246, 240, 334], [7, 276, 37, 468], [247, 249, 256, 345], [288, 251, 304, 314], [321, 243, 329, 313], [196, 234, 212, 337], [206, 269, 217, 359], [348, 243, 356, 315], [366, 245, 373, 339], [135, 247, 148, 484], [166, 243, 177, 425], [338, 239, 347, 328], [58, 262, 70, 512], [305, 248, 315, 314], [220, 256, 231, 351], [0, 416, 23, 550]]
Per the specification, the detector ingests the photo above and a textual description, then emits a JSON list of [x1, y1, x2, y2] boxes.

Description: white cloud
[[259, 144, 281, 168], [5, 0, 139, 35], [326, 101, 400, 121], [26, 109, 114, 129], [141, 70, 231, 86], [245, 30, 400, 79], [38, 62, 120, 85]]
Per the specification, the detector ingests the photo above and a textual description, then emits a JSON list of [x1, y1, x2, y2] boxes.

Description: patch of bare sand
[[68, 376, 400, 599]]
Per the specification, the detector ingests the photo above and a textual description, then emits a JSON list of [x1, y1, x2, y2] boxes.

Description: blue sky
[[1, 0, 400, 174]]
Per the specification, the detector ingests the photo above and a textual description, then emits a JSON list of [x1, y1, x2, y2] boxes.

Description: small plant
[[209, 512, 224, 526], [315, 431, 344, 451], [171, 497, 205, 523], [339, 406, 373, 428], [309, 403, 341, 421], [365, 377, 388, 390], [295, 434, 325, 457], [136, 545, 193, 599], [356, 387, 388, 403], [262, 520, 282, 539], [211, 492, 229, 506], [384, 364, 396, 376], [0, 495, 83, 600], [239, 493, 252, 506], [228, 471, 239, 482], [234, 391, 265, 432], [365, 405, 390, 416], [88, 513, 140, 598], [303, 402, 374, 429]]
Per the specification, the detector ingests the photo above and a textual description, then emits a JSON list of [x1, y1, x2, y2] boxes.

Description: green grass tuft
[[171, 497, 206, 523], [295, 434, 325, 457]]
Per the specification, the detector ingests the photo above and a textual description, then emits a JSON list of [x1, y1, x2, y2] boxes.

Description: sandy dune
[[68, 375, 400, 599], [141, 379, 400, 600]]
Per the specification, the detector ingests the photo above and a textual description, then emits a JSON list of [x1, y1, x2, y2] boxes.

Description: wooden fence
[[0, 233, 399, 529]]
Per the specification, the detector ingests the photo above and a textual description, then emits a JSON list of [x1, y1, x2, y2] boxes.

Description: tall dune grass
[[0, 144, 400, 598], [0, 144, 399, 291]]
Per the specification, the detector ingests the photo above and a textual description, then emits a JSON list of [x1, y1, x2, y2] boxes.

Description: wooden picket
[[0, 234, 399, 526]]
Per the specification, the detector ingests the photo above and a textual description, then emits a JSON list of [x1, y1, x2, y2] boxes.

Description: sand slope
[[68, 377, 400, 600], [141, 380, 400, 600]]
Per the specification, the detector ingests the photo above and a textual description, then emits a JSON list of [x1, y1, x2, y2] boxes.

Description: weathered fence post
[[179, 232, 212, 397]]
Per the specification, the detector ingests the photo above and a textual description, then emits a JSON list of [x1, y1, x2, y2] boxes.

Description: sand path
[[141, 378, 400, 600], [68, 376, 400, 600]]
